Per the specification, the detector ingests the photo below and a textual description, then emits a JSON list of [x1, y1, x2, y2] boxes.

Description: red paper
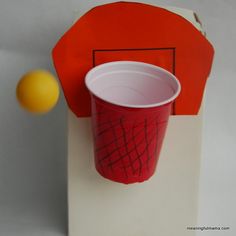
[[52, 2, 214, 117]]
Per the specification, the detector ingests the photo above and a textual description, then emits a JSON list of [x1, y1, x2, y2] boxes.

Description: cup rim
[[85, 61, 181, 108]]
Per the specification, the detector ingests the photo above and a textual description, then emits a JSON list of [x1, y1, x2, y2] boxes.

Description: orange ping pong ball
[[16, 70, 60, 114]]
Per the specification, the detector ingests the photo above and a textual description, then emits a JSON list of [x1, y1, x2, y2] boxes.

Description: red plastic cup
[[85, 61, 181, 184]]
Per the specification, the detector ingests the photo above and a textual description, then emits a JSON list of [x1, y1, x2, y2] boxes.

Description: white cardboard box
[[68, 7, 203, 236]]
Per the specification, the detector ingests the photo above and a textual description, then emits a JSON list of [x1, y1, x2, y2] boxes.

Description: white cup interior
[[85, 61, 181, 108]]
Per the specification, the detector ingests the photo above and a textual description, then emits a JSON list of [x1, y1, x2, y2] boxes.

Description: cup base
[[95, 164, 157, 184]]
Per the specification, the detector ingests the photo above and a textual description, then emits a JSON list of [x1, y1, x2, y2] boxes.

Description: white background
[[0, 0, 235, 235]]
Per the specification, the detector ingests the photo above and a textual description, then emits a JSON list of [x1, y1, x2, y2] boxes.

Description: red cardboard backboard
[[52, 2, 214, 117]]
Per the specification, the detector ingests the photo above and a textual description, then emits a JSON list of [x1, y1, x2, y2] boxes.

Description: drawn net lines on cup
[[108, 117, 128, 178], [94, 108, 161, 138], [119, 117, 136, 174], [131, 119, 143, 176], [115, 125, 158, 172], [96, 115, 160, 164], [125, 120, 167, 174], [103, 118, 159, 169], [111, 121, 167, 175], [95, 115, 159, 155], [144, 119, 151, 171]]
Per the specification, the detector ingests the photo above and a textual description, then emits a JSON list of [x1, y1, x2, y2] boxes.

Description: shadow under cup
[[85, 61, 181, 184]]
